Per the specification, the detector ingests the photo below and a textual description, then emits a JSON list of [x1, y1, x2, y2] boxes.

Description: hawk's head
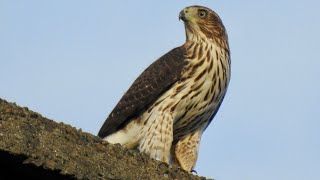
[[179, 6, 228, 46]]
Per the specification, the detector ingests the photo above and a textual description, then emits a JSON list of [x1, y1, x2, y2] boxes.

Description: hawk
[[98, 5, 230, 172]]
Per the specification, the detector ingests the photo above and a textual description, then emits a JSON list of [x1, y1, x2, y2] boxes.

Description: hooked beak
[[179, 9, 187, 21]]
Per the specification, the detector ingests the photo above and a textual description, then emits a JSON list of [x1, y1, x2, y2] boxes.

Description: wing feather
[[98, 47, 186, 138]]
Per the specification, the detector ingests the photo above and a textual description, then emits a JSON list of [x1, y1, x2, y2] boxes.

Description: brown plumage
[[98, 47, 187, 137], [98, 5, 230, 172]]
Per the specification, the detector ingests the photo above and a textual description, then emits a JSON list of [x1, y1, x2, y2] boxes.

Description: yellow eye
[[198, 10, 207, 18]]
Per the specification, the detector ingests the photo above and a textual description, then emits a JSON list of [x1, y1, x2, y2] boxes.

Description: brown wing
[[204, 97, 224, 131], [98, 47, 186, 138]]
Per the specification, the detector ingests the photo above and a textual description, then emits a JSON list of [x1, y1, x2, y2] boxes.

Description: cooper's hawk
[[98, 5, 230, 172]]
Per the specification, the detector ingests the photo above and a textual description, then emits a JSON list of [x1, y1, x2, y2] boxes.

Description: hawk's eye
[[198, 10, 207, 18]]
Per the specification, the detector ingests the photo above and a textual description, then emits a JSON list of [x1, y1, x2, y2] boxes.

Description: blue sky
[[1, 1, 319, 180]]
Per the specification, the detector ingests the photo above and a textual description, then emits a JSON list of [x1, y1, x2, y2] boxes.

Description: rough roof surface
[[0, 98, 211, 180]]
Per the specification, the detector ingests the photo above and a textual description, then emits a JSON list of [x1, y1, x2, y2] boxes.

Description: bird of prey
[[98, 5, 230, 172]]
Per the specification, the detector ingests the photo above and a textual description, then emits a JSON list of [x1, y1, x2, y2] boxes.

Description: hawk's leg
[[173, 130, 202, 172], [138, 112, 173, 164]]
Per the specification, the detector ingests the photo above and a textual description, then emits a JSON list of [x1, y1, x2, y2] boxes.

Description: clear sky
[[1, 1, 319, 180]]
